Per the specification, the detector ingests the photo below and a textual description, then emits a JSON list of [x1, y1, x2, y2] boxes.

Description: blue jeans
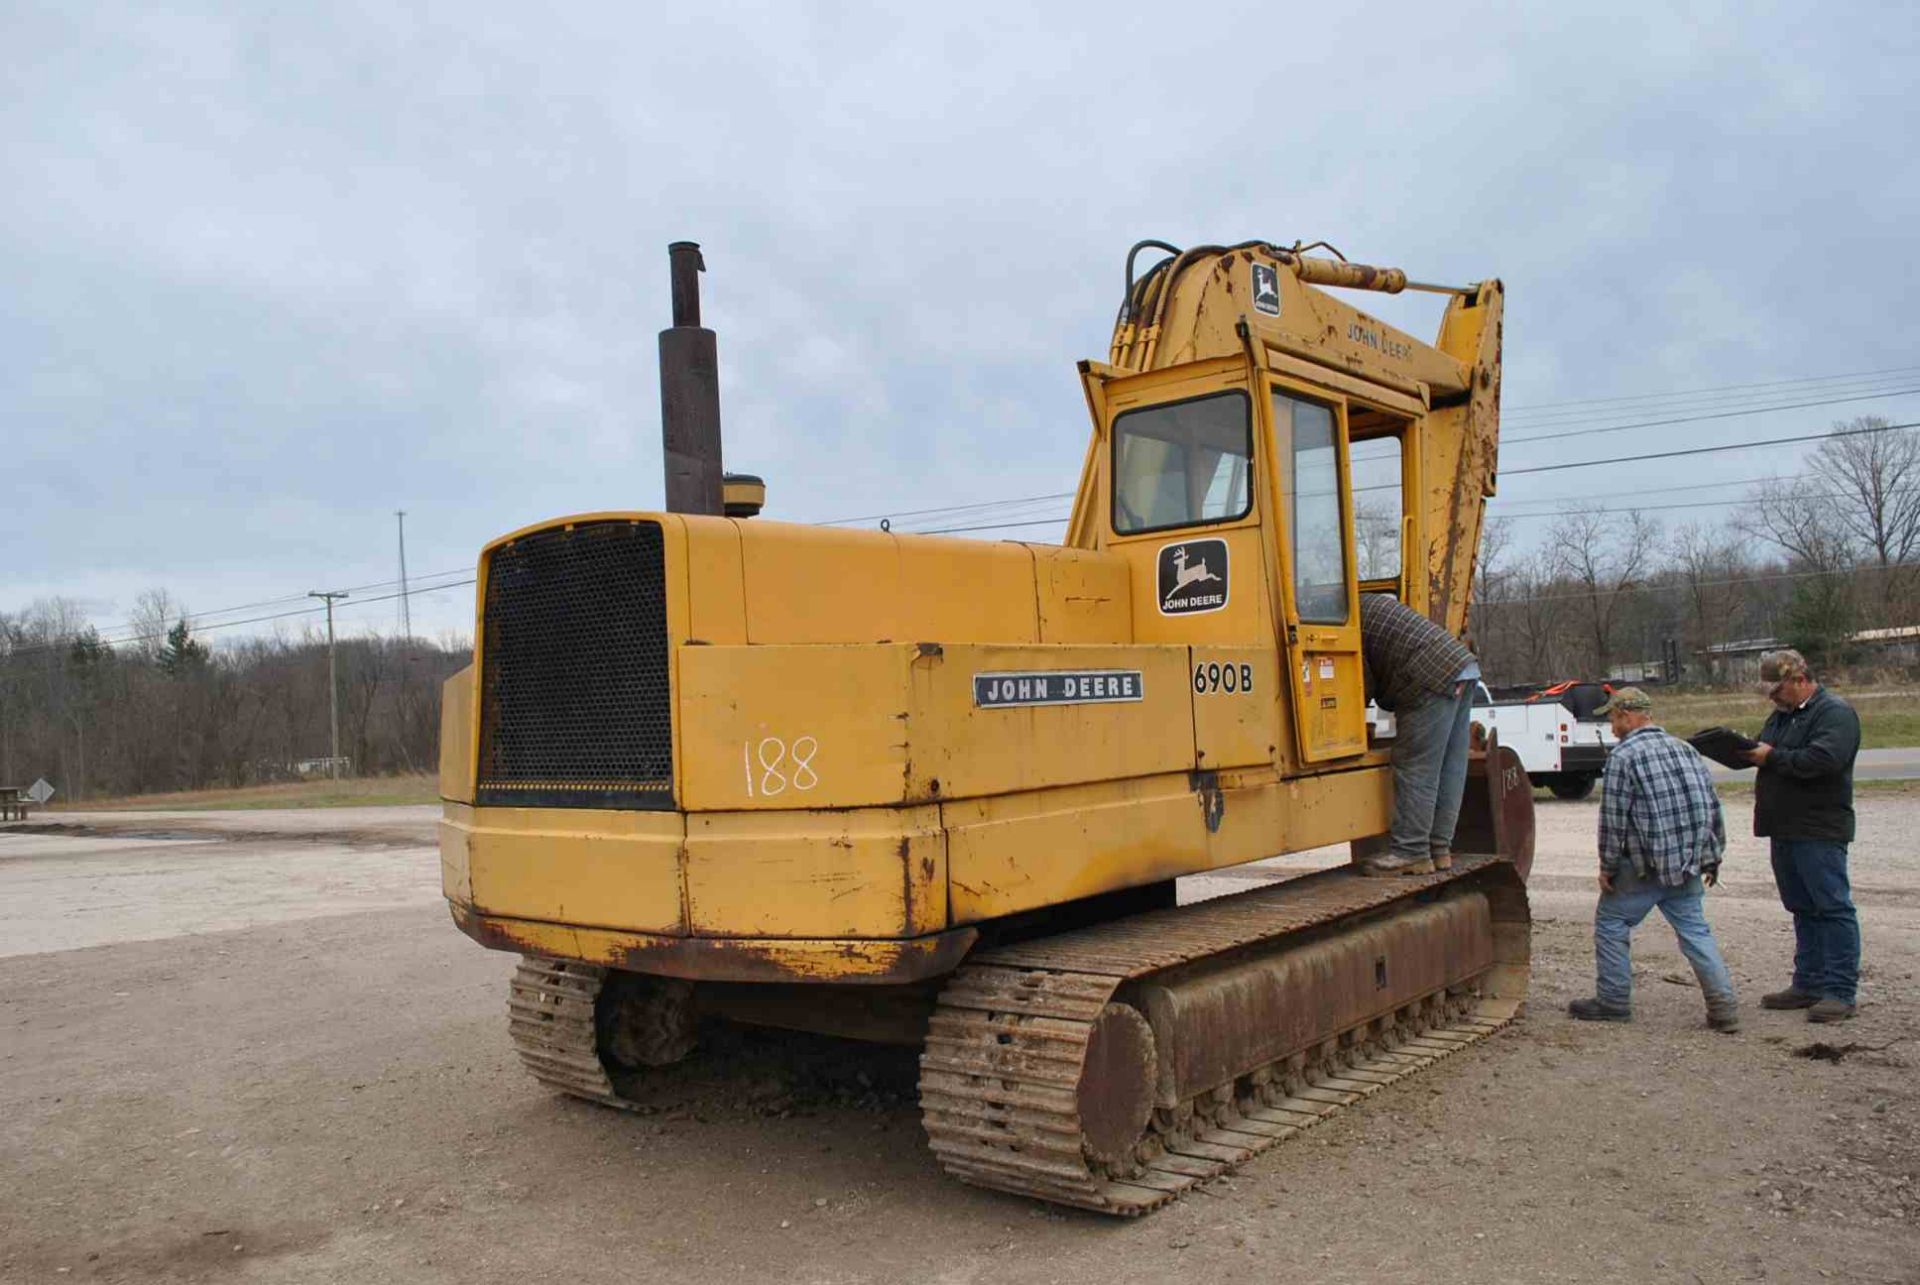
[[1389, 682, 1475, 861], [1594, 870, 1737, 1011], [1769, 839, 1860, 1004]]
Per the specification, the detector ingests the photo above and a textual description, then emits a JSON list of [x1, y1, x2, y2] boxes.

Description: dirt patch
[[3, 797, 1918, 1282], [48, 773, 438, 813], [9, 818, 430, 850]]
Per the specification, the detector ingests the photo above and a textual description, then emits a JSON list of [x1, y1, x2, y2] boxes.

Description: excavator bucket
[[1453, 733, 1535, 883]]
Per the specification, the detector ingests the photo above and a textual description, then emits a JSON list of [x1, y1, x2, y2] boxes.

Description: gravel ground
[[1, 795, 1916, 1284]]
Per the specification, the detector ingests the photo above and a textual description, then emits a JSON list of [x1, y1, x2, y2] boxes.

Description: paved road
[[1704, 745, 1920, 781]]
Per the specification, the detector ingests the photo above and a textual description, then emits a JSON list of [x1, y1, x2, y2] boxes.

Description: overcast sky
[[5, 2, 1918, 646]]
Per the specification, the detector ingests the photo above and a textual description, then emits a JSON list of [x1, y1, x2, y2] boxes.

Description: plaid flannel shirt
[[1358, 594, 1474, 712], [1598, 725, 1726, 886]]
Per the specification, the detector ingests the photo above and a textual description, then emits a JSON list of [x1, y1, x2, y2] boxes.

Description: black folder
[[1688, 726, 1760, 770]]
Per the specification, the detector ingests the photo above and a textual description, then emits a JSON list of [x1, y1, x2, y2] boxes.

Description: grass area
[[1651, 687, 1920, 750], [49, 774, 439, 812]]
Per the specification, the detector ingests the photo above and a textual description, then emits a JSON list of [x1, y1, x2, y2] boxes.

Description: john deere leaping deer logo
[[1158, 538, 1230, 615], [1170, 546, 1221, 592], [1251, 262, 1281, 316]]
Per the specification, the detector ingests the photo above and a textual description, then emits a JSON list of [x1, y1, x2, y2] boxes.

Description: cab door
[[1268, 384, 1368, 761]]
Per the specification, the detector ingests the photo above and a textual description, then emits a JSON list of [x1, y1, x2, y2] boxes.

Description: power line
[[1504, 389, 1920, 445], [71, 568, 472, 649], [1506, 418, 1920, 477], [1491, 473, 1779, 510], [924, 515, 1071, 535], [814, 490, 1075, 528], [888, 497, 1078, 535], [817, 387, 1920, 533], [913, 422, 1920, 533], [1504, 363, 1920, 414], [1491, 486, 1920, 521], [1503, 374, 1920, 426], [3, 578, 475, 661], [20, 377, 1920, 651]]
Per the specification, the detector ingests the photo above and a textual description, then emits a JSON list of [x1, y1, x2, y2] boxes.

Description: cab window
[[1274, 391, 1349, 623], [1111, 391, 1252, 535], [1350, 432, 1404, 583]]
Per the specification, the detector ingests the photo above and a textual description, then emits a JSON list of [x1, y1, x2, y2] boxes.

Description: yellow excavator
[[437, 238, 1533, 1214]]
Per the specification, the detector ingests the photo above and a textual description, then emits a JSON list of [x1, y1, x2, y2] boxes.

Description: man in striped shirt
[[1568, 687, 1740, 1032]]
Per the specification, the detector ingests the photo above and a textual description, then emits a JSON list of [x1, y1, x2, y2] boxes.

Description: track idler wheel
[[507, 958, 694, 1111], [1077, 1004, 1157, 1169], [598, 972, 697, 1069]]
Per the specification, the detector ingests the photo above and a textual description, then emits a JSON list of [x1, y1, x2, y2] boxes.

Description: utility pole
[[309, 590, 349, 780], [395, 510, 412, 641], [68, 711, 84, 804]]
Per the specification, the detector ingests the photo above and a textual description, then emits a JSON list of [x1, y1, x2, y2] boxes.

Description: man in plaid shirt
[[1356, 593, 1479, 875], [1569, 687, 1740, 1031]]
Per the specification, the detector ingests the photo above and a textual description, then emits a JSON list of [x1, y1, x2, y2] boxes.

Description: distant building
[[1619, 626, 1920, 683]]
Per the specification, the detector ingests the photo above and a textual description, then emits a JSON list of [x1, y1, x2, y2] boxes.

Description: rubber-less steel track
[[506, 860, 1527, 1216], [507, 957, 639, 1111], [918, 858, 1526, 1214]]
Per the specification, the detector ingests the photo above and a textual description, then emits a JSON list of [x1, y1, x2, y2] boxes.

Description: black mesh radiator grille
[[476, 520, 673, 808]]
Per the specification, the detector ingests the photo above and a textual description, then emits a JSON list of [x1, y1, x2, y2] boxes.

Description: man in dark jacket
[[1744, 649, 1861, 1022], [1358, 593, 1479, 876]]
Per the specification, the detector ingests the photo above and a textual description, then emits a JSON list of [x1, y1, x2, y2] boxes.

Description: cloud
[[4, 1, 1918, 641]]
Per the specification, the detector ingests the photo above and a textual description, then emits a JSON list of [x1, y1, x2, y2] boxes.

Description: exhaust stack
[[659, 241, 724, 515]]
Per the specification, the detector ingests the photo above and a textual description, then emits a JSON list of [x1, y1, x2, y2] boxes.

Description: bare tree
[[1473, 539, 1565, 684], [1466, 516, 1512, 660], [129, 589, 185, 665], [340, 636, 391, 776], [1353, 495, 1401, 584], [1735, 473, 1859, 659], [1550, 507, 1659, 677], [0, 593, 469, 799], [1808, 416, 1920, 617], [1735, 476, 1855, 574], [1521, 554, 1568, 679], [1476, 516, 1514, 594], [1670, 522, 1751, 675]]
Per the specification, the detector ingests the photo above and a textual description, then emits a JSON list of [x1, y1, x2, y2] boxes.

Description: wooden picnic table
[[0, 787, 28, 821]]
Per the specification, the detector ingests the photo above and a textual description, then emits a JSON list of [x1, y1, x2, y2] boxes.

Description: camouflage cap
[[1594, 686, 1653, 715], [1759, 648, 1809, 682]]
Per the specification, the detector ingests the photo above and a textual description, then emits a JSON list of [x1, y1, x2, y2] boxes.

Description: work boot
[[1706, 1005, 1741, 1034], [1359, 853, 1435, 877], [1806, 999, 1856, 1024], [1761, 987, 1819, 1010], [1429, 849, 1454, 871], [1568, 998, 1632, 1023]]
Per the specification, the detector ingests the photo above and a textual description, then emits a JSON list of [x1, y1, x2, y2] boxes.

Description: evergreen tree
[[68, 627, 111, 670], [1782, 575, 1855, 670], [158, 619, 208, 676]]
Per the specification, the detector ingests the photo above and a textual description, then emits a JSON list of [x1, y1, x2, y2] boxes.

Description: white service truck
[[1470, 682, 1616, 799]]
